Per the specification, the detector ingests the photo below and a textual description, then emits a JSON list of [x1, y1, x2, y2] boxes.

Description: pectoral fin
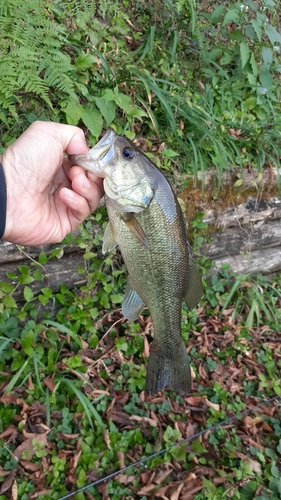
[[122, 213, 150, 249], [122, 277, 145, 321], [184, 260, 203, 310], [102, 222, 117, 254]]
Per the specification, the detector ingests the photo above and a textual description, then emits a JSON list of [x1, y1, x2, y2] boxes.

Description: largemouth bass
[[70, 129, 203, 395]]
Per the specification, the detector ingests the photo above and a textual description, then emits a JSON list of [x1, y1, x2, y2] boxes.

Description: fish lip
[[69, 128, 117, 168]]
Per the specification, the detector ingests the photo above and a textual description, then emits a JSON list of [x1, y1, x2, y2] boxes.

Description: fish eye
[[122, 147, 135, 160]]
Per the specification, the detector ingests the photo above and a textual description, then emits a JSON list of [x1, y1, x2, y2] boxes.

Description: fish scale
[[69, 129, 203, 395]]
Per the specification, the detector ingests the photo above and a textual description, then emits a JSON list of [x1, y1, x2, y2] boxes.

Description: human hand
[[1, 121, 104, 245]]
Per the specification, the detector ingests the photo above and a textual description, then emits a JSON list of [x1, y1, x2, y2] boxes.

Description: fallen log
[[0, 165, 280, 301]]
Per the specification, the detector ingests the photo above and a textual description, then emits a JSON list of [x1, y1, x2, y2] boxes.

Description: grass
[[0, 0, 280, 181], [0, 232, 281, 499]]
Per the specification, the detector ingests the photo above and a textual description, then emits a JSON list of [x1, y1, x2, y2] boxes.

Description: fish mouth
[[89, 128, 116, 161], [69, 128, 117, 172]]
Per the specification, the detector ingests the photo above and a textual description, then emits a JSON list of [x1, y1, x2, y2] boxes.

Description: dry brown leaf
[[129, 414, 158, 427], [153, 484, 169, 498], [203, 397, 220, 411], [117, 451, 126, 469], [43, 377, 55, 392], [104, 428, 111, 449], [116, 473, 135, 484], [0, 470, 17, 495], [27, 375, 34, 391], [248, 458, 262, 474], [137, 483, 158, 495], [20, 460, 41, 472], [198, 364, 209, 382], [0, 424, 18, 440], [170, 482, 184, 500], [29, 489, 53, 499], [11, 480, 18, 500], [14, 432, 49, 461], [185, 396, 205, 406], [154, 464, 173, 484], [142, 335, 150, 358], [69, 450, 82, 474], [0, 394, 18, 404], [56, 432, 80, 441], [242, 436, 265, 450], [0, 467, 11, 480], [244, 416, 263, 428]]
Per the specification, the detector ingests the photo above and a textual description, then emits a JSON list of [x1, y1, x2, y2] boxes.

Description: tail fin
[[145, 343, 191, 396]]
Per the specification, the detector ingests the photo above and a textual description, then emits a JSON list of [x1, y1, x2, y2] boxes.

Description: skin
[[1, 121, 104, 245]]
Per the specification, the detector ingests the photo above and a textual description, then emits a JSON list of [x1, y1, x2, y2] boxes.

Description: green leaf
[[38, 294, 49, 305], [83, 252, 97, 260], [240, 42, 251, 69], [271, 464, 280, 479], [38, 251, 48, 265], [18, 265, 30, 274], [3, 295, 17, 308], [19, 274, 34, 285], [210, 5, 226, 24], [95, 97, 116, 127], [251, 19, 262, 43], [81, 104, 103, 139], [100, 294, 110, 308], [0, 281, 15, 293], [192, 438, 208, 453], [250, 52, 258, 77], [114, 93, 134, 114], [75, 53, 97, 69], [162, 149, 179, 158], [245, 24, 257, 40], [64, 100, 83, 126], [264, 24, 281, 45], [33, 269, 43, 281], [222, 8, 240, 26], [170, 445, 186, 461], [262, 46, 273, 67], [110, 294, 123, 304], [245, 96, 257, 110], [23, 286, 34, 302], [247, 73, 256, 85], [101, 89, 117, 101], [260, 68, 273, 90], [22, 331, 35, 357]]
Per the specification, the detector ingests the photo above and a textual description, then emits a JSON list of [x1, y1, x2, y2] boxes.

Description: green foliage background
[[0, 0, 280, 176], [0, 1, 281, 499]]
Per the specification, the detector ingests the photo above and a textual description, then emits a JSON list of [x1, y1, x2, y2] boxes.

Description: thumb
[[30, 121, 90, 155]]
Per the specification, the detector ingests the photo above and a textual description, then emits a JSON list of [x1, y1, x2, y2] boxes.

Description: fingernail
[[66, 188, 74, 199], [82, 176, 91, 191]]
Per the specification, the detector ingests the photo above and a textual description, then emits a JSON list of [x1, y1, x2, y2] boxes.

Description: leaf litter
[[0, 298, 281, 499]]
